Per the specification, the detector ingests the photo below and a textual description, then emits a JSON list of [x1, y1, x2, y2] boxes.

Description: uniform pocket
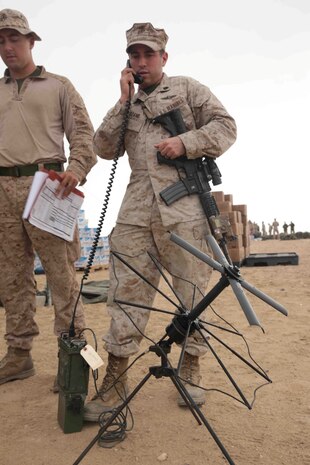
[[192, 220, 210, 241], [125, 112, 144, 153]]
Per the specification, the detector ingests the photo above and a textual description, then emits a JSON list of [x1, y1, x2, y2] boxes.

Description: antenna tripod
[[73, 232, 288, 465]]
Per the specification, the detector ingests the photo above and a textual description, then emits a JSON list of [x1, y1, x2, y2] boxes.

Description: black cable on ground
[[97, 392, 134, 448]]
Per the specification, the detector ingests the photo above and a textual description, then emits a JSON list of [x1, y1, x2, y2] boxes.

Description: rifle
[[152, 108, 235, 250]]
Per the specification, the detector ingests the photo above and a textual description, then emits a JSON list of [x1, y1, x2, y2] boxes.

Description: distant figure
[[268, 223, 273, 236], [272, 218, 280, 239], [262, 221, 267, 237], [283, 222, 288, 235], [253, 222, 260, 237], [248, 220, 254, 236], [289, 221, 295, 234], [248, 221, 260, 238]]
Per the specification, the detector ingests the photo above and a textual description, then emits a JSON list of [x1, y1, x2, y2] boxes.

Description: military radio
[[57, 332, 89, 434]]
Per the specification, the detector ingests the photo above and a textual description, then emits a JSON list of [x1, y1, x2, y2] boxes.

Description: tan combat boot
[[177, 352, 205, 406], [0, 347, 35, 385], [83, 353, 129, 422]]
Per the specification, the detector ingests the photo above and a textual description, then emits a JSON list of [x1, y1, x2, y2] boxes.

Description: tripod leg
[[73, 371, 153, 465], [170, 373, 237, 465]]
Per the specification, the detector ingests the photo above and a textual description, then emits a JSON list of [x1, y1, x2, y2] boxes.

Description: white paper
[[22, 171, 49, 219], [28, 177, 84, 241]]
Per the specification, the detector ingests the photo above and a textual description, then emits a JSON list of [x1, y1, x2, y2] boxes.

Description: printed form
[[23, 170, 84, 241]]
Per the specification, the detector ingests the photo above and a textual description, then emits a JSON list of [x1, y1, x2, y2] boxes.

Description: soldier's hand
[[119, 65, 135, 104], [55, 171, 79, 198], [154, 136, 186, 159]]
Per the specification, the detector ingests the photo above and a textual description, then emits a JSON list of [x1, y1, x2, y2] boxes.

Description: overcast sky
[[1, 0, 309, 235]]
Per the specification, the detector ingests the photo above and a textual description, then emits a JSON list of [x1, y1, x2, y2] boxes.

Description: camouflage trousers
[[103, 202, 213, 358], [0, 177, 85, 351]]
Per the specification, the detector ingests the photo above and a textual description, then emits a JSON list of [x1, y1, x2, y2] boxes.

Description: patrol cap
[[0, 9, 41, 41], [126, 22, 168, 52]]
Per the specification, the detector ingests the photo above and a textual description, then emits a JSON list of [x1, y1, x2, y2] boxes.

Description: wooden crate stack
[[212, 191, 250, 264]]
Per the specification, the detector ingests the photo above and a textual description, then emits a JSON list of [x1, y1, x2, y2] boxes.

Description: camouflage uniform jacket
[[0, 66, 96, 183], [94, 74, 236, 226]]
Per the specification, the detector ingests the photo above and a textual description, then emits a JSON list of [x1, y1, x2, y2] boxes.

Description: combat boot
[[0, 347, 35, 385], [177, 352, 205, 406], [84, 353, 129, 422]]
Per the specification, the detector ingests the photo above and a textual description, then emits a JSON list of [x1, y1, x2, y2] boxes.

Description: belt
[[0, 162, 64, 177]]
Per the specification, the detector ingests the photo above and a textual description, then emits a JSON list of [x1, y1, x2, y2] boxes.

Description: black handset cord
[[69, 85, 132, 337]]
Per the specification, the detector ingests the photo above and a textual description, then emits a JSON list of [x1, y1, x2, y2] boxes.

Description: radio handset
[[126, 59, 143, 84]]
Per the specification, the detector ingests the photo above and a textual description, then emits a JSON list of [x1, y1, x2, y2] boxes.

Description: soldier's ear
[[28, 35, 35, 50], [162, 51, 168, 67]]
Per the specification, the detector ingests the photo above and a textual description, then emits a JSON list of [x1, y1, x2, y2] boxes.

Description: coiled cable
[[69, 91, 132, 336]]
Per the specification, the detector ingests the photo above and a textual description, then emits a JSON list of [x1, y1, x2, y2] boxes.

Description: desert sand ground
[[0, 238, 309, 465]]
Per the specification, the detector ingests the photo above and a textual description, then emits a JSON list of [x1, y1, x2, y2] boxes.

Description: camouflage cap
[[126, 22, 168, 52], [0, 9, 41, 41]]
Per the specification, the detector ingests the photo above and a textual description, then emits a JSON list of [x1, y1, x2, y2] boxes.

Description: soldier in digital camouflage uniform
[[84, 22, 236, 421], [0, 9, 97, 386]]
